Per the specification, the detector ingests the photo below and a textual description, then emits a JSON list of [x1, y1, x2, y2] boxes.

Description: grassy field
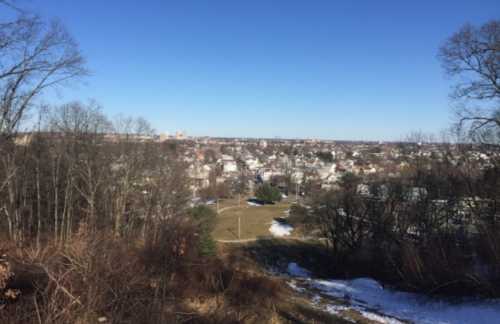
[[207, 196, 243, 210], [212, 200, 292, 240]]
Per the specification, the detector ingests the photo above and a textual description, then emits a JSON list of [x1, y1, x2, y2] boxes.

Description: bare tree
[[0, 14, 87, 136], [108, 115, 154, 236], [314, 189, 370, 260], [439, 20, 500, 141]]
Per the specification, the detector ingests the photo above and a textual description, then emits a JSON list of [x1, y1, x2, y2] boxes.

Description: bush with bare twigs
[[0, 230, 285, 324]]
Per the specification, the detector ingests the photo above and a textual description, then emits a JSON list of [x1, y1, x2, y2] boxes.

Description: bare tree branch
[[439, 20, 500, 143], [0, 15, 88, 137]]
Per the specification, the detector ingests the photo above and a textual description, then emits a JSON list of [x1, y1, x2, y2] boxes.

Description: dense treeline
[[0, 102, 190, 246]]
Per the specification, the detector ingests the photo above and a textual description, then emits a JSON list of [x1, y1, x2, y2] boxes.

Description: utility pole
[[238, 216, 241, 240]]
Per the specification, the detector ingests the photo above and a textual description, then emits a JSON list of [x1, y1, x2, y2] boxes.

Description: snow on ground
[[287, 281, 305, 293], [287, 262, 310, 277], [269, 220, 293, 237], [325, 304, 403, 324], [286, 262, 500, 324]]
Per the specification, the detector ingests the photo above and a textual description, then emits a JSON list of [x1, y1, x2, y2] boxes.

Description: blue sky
[[8, 0, 500, 140]]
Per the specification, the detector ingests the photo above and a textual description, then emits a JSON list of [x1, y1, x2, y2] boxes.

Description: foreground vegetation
[[1, 234, 339, 323]]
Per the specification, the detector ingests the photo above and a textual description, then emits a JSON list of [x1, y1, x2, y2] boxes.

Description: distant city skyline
[[3, 0, 499, 141]]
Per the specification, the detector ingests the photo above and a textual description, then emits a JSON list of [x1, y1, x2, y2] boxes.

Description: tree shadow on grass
[[241, 238, 335, 278]]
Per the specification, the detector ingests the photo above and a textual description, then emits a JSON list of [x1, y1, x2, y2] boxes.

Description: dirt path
[[217, 205, 245, 214]]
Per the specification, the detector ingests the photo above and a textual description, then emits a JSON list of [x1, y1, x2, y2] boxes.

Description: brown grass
[[0, 231, 305, 324]]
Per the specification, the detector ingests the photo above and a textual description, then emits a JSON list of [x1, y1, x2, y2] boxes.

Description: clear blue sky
[[10, 0, 500, 140]]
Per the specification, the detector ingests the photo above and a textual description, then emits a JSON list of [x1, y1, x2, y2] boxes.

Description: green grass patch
[[213, 202, 292, 240]]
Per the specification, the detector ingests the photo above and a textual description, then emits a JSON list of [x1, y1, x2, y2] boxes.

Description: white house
[[221, 154, 238, 173]]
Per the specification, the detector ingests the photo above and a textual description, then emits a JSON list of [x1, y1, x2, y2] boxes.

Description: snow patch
[[269, 220, 293, 237], [287, 262, 310, 277], [287, 281, 305, 292], [287, 263, 500, 324]]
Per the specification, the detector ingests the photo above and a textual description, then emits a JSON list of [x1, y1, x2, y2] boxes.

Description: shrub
[[255, 183, 282, 203], [188, 206, 217, 256], [0, 235, 154, 324], [1, 232, 279, 323], [315, 151, 334, 163], [287, 204, 318, 233], [0, 257, 20, 305]]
